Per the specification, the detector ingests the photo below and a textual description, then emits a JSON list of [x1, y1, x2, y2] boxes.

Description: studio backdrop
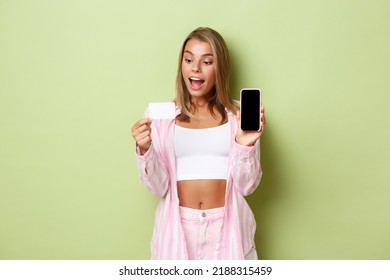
[[1, 0, 389, 259]]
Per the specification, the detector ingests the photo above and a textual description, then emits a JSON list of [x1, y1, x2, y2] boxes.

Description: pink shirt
[[135, 106, 262, 259]]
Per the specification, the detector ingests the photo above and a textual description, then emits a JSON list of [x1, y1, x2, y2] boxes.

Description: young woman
[[131, 27, 265, 259]]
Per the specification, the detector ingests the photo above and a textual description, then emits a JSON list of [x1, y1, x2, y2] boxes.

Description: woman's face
[[181, 39, 216, 101]]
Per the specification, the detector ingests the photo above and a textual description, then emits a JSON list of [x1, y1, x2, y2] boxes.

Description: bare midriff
[[175, 109, 227, 210], [177, 179, 226, 209]]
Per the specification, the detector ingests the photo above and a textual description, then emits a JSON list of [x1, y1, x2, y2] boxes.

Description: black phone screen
[[240, 89, 261, 131]]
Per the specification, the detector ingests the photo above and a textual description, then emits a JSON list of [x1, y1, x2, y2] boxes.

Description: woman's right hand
[[131, 118, 152, 155]]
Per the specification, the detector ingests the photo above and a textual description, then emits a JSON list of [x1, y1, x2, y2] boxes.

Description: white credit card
[[148, 102, 176, 119]]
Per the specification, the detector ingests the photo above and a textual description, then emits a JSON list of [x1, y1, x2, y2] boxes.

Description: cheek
[[211, 66, 216, 78], [208, 69, 216, 84], [181, 66, 189, 82], [181, 60, 190, 72]]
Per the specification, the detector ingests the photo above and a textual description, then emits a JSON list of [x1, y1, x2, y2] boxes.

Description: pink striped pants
[[180, 206, 258, 260], [180, 206, 224, 260]]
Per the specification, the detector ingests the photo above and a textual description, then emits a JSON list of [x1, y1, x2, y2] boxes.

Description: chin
[[187, 87, 214, 100]]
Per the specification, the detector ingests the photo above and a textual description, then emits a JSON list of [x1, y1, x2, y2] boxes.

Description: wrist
[[235, 136, 255, 147], [137, 145, 150, 156]]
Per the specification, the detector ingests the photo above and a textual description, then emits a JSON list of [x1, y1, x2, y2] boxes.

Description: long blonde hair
[[175, 27, 239, 123]]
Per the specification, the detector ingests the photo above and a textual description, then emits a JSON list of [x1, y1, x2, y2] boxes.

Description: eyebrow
[[184, 50, 213, 57]]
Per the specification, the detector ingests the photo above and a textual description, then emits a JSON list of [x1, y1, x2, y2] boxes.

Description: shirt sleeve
[[230, 138, 262, 196], [134, 107, 170, 198], [135, 142, 170, 198]]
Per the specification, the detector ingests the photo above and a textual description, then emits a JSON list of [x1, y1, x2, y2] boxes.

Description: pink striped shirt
[[135, 105, 262, 259]]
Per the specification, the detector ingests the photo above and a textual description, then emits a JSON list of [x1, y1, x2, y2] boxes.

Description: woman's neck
[[190, 95, 210, 109]]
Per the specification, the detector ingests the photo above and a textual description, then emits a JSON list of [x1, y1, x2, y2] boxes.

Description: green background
[[1, 0, 389, 259]]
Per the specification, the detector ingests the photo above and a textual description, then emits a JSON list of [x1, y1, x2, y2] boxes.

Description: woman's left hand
[[235, 105, 266, 146]]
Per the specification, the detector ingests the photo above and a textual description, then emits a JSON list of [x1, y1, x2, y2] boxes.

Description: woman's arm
[[135, 142, 170, 197], [132, 112, 170, 198], [230, 139, 262, 196], [231, 106, 265, 196]]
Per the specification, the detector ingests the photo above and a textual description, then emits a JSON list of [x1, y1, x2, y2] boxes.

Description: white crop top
[[174, 122, 230, 181]]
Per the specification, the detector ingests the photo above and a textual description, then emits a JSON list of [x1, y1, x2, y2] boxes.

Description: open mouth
[[189, 77, 205, 90]]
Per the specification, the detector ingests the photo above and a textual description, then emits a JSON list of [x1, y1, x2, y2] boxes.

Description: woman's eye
[[184, 58, 192, 63], [203, 60, 212, 65]]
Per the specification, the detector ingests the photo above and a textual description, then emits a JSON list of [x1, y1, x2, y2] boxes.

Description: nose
[[192, 62, 201, 73]]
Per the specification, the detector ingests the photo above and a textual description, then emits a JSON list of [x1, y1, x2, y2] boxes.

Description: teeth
[[190, 77, 202, 81]]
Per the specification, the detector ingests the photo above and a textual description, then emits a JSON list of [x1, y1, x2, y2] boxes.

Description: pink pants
[[180, 206, 224, 260], [180, 206, 258, 260]]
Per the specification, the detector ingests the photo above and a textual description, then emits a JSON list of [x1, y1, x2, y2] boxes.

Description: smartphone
[[240, 88, 262, 131]]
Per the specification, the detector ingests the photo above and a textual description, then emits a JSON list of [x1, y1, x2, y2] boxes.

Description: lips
[[189, 77, 205, 90]]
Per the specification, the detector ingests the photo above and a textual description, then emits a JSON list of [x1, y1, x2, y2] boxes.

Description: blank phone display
[[240, 89, 261, 131]]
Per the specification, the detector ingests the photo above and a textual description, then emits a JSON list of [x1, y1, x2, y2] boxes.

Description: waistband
[[179, 206, 225, 221]]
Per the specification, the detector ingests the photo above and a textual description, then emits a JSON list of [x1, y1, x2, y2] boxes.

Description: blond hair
[[175, 27, 239, 123]]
